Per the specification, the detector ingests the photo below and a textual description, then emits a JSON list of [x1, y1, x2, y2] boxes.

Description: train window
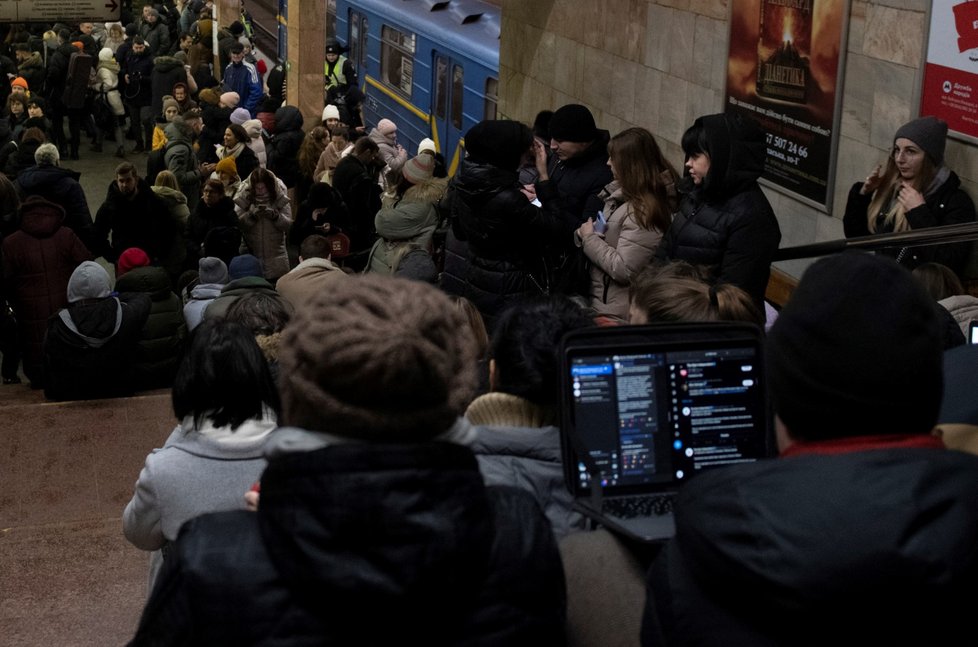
[[484, 77, 498, 120], [349, 10, 360, 71], [359, 17, 368, 69], [326, 0, 336, 38], [381, 25, 416, 96], [451, 64, 463, 129], [434, 56, 448, 120]]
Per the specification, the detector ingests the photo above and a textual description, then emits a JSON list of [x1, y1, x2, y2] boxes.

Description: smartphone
[[970, 321, 978, 345]]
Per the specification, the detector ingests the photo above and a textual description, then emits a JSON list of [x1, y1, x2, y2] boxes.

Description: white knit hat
[[322, 104, 340, 122], [418, 138, 436, 155]]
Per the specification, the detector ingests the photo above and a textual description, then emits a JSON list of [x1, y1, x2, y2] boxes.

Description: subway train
[[274, 0, 500, 173]]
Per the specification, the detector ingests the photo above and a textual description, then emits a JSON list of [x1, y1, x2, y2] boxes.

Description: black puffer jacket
[[546, 130, 613, 226], [642, 446, 978, 646], [843, 171, 976, 276], [655, 113, 781, 311], [129, 440, 567, 646], [16, 163, 97, 253]]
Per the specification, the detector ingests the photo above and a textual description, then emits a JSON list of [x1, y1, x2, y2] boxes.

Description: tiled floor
[[0, 393, 173, 646]]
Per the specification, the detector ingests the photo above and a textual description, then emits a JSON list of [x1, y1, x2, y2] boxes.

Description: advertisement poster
[[921, 1, 978, 140], [725, 0, 848, 208]]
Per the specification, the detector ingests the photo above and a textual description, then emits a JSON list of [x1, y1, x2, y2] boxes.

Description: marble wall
[[499, 0, 976, 279]]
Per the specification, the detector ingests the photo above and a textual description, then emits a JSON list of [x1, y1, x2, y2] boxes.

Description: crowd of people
[[1, 6, 978, 645]]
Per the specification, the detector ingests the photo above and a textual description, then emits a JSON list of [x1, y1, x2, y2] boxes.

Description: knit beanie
[[766, 252, 943, 442], [417, 138, 436, 155], [548, 104, 598, 142], [196, 18, 213, 40], [198, 88, 220, 106], [278, 275, 477, 440], [215, 156, 238, 177], [938, 344, 978, 426], [464, 120, 533, 172], [377, 118, 397, 136], [894, 116, 948, 165], [173, 51, 187, 64], [10, 76, 27, 90], [67, 261, 112, 303], [98, 47, 113, 62], [162, 96, 180, 115], [402, 154, 434, 184], [322, 104, 340, 122], [198, 256, 229, 285], [117, 247, 151, 277], [220, 91, 240, 108], [230, 107, 251, 125], [229, 253, 263, 279]]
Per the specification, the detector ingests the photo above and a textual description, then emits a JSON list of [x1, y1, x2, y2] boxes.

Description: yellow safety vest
[[324, 55, 348, 89]]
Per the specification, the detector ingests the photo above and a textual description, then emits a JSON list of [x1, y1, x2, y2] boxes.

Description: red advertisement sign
[[921, 1, 978, 139]]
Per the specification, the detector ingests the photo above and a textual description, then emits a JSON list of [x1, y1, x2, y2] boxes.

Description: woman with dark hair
[[444, 119, 575, 329], [122, 318, 280, 591], [216, 122, 258, 181], [576, 127, 679, 323], [234, 167, 292, 281], [654, 112, 781, 313], [296, 125, 329, 204], [5, 93, 29, 139], [186, 177, 239, 265], [467, 296, 592, 538], [843, 116, 976, 277]]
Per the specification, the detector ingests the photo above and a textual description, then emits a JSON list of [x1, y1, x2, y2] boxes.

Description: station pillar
[[285, 0, 326, 130]]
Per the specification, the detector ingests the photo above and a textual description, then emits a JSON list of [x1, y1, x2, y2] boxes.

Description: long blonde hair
[[866, 148, 938, 234]]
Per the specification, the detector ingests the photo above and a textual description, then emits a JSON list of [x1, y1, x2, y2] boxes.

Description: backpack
[[146, 139, 191, 185], [62, 51, 93, 109]]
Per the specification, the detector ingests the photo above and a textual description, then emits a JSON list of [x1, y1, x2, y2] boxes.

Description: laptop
[[559, 322, 772, 543]]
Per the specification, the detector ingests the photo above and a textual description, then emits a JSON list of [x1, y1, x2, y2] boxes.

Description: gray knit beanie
[[278, 275, 478, 441], [894, 116, 948, 165], [198, 256, 229, 285]]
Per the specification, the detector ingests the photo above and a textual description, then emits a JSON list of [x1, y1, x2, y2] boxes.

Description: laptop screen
[[564, 327, 768, 498]]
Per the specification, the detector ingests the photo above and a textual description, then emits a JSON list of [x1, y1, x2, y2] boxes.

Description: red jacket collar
[[780, 434, 944, 458]]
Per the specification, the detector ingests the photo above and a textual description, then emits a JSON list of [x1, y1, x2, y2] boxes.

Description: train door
[[347, 11, 368, 80], [431, 51, 465, 167]]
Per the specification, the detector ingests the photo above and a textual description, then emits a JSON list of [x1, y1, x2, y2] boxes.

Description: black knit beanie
[[464, 120, 533, 172], [766, 252, 943, 441], [278, 275, 478, 441], [894, 116, 948, 165], [548, 104, 598, 143]]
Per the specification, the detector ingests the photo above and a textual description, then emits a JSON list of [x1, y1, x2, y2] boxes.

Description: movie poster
[[921, 1, 978, 141], [725, 0, 848, 208]]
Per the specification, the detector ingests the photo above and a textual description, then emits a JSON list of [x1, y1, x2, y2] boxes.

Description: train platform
[[1, 146, 175, 645]]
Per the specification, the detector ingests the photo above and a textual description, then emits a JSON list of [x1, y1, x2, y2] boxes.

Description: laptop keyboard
[[602, 495, 674, 519]]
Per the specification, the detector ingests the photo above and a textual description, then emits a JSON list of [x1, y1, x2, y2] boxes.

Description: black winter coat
[[130, 440, 566, 646], [444, 160, 572, 329], [642, 446, 978, 646], [267, 106, 304, 188], [94, 177, 176, 263], [332, 154, 382, 254], [656, 113, 781, 311], [842, 171, 977, 276], [150, 55, 187, 117], [546, 130, 613, 227], [186, 195, 238, 262], [15, 164, 97, 253], [43, 292, 152, 401], [122, 48, 155, 107]]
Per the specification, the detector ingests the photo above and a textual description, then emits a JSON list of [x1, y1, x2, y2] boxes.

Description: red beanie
[[117, 247, 151, 277]]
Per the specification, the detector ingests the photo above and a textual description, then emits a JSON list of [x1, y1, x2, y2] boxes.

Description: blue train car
[[333, 0, 500, 175]]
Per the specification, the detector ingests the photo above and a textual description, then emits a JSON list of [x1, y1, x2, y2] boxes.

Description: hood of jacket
[[375, 199, 438, 240], [62, 297, 123, 345], [242, 118, 263, 139], [19, 201, 65, 238], [257, 441, 494, 611], [98, 57, 120, 75], [19, 52, 43, 72], [151, 184, 188, 207], [687, 112, 765, 202], [153, 55, 182, 73], [115, 265, 173, 301], [452, 160, 520, 204], [163, 120, 193, 145], [368, 127, 395, 148], [672, 448, 978, 625], [273, 105, 303, 133]]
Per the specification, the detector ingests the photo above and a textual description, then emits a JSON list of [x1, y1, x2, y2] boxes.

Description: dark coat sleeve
[[715, 191, 781, 308], [904, 185, 977, 272], [843, 182, 873, 239]]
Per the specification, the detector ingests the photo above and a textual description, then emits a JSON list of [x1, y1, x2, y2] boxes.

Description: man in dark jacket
[[267, 104, 304, 189], [642, 252, 978, 646], [149, 54, 186, 119], [43, 261, 151, 401], [15, 142, 97, 253], [139, 5, 171, 56], [43, 30, 76, 155], [546, 104, 613, 226], [129, 274, 566, 645], [655, 112, 781, 312], [222, 42, 263, 117], [94, 161, 177, 267], [122, 36, 156, 153]]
